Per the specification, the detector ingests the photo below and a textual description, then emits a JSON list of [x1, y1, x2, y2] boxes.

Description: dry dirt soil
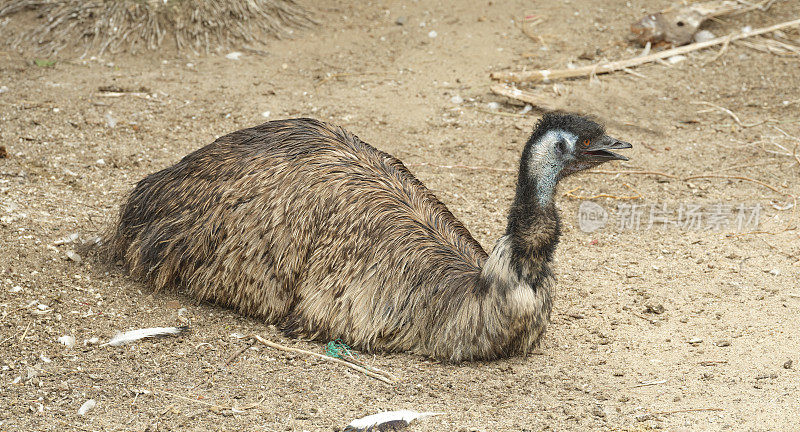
[[1, 1, 799, 431]]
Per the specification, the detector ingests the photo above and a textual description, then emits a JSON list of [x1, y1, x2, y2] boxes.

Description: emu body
[[107, 115, 630, 361]]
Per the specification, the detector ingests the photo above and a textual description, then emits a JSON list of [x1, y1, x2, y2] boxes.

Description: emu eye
[[582, 139, 591, 147], [557, 139, 568, 154]]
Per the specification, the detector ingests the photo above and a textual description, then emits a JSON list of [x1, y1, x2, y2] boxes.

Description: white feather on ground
[[102, 326, 188, 346], [343, 410, 443, 432]]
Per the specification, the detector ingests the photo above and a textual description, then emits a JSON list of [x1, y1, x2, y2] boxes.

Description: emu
[[105, 113, 631, 362]]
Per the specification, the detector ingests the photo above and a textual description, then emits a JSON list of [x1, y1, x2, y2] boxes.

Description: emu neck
[[480, 174, 561, 289]]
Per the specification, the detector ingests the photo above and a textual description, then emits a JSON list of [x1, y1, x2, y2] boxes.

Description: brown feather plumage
[[105, 118, 564, 361]]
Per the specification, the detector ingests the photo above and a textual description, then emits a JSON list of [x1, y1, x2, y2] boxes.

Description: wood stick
[[490, 84, 558, 111], [650, 407, 724, 415], [252, 335, 396, 385], [683, 174, 790, 196], [491, 18, 800, 83], [563, 183, 643, 200], [225, 339, 255, 365], [586, 169, 678, 179]]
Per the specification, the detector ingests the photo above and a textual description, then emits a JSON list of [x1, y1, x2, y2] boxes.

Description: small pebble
[[105, 112, 117, 128], [688, 337, 703, 345], [66, 250, 82, 263], [784, 359, 793, 369], [667, 55, 687, 64], [225, 52, 243, 60], [9, 286, 23, 293], [54, 233, 79, 245], [0, 85, 8, 94], [78, 399, 96, 415], [261, 111, 271, 118], [58, 335, 76, 348], [96, 158, 106, 166], [714, 340, 730, 347], [395, 16, 406, 26], [644, 303, 665, 314], [428, 30, 438, 38], [450, 95, 463, 104], [486, 102, 500, 110], [693, 30, 715, 43], [741, 26, 753, 33]]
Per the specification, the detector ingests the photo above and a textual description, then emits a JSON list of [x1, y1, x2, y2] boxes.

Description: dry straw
[[0, 0, 316, 56]]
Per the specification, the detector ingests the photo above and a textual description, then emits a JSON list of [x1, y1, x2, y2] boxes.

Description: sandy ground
[[1, 0, 799, 431]]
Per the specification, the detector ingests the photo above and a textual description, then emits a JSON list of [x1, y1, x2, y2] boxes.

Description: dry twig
[[491, 18, 800, 83], [564, 183, 643, 200], [251, 335, 396, 385], [692, 101, 766, 127]]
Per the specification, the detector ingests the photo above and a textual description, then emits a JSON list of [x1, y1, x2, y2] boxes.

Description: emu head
[[518, 112, 633, 206]]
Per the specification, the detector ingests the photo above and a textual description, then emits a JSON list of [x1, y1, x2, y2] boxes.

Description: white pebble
[[9, 286, 23, 293], [225, 52, 243, 60], [96, 158, 106, 166], [428, 30, 437, 38], [66, 250, 82, 263], [261, 111, 271, 118], [105, 112, 117, 128], [37, 304, 49, 310], [40, 354, 52, 363], [688, 337, 703, 344], [450, 95, 463, 104], [78, 399, 96, 415], [58, 335, 76, 348], [54, 233, 79, 245], [693, 30, 715, 43], [487, 102, 500, 110], [0, 85, 8, 94], [667, 55, 687, 64], [741, 26, 752, 33]]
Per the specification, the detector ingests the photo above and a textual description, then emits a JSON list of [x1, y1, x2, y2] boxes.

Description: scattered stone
[[0, 85, 8, 94], [428, 30, 437, 38], [667, 55, 687, 64], [225, 52, 243, 60], [54, 233, 80, 245], [784, 359, 793, 369], [450, 95, 463, 104], [78, 399, 97, 415], [766, 268, 780, 276], [591, 405, 606, 418], [0, 145, 7, 159], [105, 112, 117, 128], [688, 337, 702, 345], [644, 303, 665, 314], [58, 335, 76, 348], [395, 16, 407, 26], [9, 286, 23, 293], [261, 111, 271, 118], [96, 158, 106, 166], [714, 340, 731, 347], [66, 250, 82, 263], [693, 30, 715, 43], [486, 102, 500, 110]]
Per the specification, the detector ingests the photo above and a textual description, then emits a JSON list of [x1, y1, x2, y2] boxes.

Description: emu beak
[[579, 135, 632, 162]]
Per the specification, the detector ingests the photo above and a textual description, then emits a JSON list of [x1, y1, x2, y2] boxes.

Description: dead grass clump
[[0, 0, 316, 56]]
